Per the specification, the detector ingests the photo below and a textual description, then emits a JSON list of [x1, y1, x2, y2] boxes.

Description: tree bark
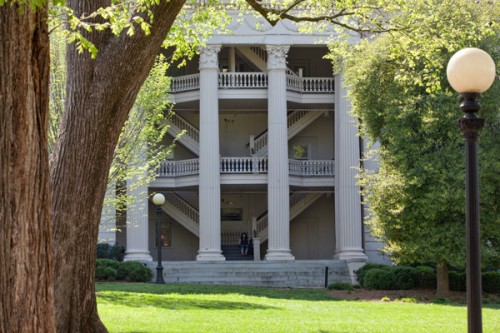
[[436, 260, 450, 297], [50, 1, 186, 332], [0, 4, 56, 333]]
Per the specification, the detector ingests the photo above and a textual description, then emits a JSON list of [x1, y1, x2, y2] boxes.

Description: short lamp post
[[152, 193, 166, 284], [446, 48, 496, 333]]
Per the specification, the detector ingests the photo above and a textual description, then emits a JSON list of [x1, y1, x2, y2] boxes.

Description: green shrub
[[432, 297, 450, 304], [328, 283, 354, 291], [399, 297, 417, 303], [415, 266, 437, 289], [449, 271, 466, 291], [96, 258, 120, 270], [482, 272, 500, 293], [96, 266, 117, 281], [117, 261, 152, 282], [355, 264, 389, 287], [391, 266, 418, 290], [97, 243, 125, 261], [364, 268, 394, 290]]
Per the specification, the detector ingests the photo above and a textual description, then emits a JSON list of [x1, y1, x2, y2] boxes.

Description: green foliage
[[391, 266, 419, 290], [116, 261, 152, 282], [96, 258, 120, 270], [415, 266, 437, 289], [96, 259, 152, 282], [342, 0, 499, 269], [449, 272, 466, 292], [482, 272, 500, 294], [95, 258, 120, 281], [364, 269, 394, 290], [95, 266, 117, 281], [96, 243, 125, 262], [355, 263, 388, 287], [399, 297, 417, 303], [328, 283, 353, 291], [360, 265, 437, 290]]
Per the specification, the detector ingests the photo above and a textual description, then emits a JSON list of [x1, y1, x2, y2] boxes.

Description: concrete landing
[[146, 260, 351, 288]]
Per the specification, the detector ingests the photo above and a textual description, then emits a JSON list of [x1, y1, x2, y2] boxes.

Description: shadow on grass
[[96, 282, 337, 302], [97, 291, 276, 310]]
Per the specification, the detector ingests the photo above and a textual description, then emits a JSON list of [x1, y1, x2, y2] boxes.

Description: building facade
[[99, 13, 390, 270]]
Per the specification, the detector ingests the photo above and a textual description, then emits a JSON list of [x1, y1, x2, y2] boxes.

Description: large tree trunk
[[0, 4, 55, 333], [50, 1, 186, 332], [436, 260, 450, 297]]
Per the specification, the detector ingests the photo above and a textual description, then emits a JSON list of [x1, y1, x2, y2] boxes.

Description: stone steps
[[147, 260, 351, 288], [221, 245, 253, 261]]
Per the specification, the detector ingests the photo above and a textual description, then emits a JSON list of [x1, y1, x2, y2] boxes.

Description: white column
[[124, 174, 152, 262], [197, 45, 225, 261], [229, 47, 236, 72], [334, 72, 367, 261], [265, 44, 294, 261]]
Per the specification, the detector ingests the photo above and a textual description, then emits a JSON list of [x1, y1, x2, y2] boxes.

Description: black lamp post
[[152, 193, 166, 284], [446, 48, 495, 333]]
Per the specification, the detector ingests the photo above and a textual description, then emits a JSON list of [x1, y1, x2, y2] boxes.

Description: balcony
[[169, 73, 334, 94], [157, 158, 334, 177]]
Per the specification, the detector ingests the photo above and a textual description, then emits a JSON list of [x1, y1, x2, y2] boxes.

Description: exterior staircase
[[159, 193, 199, 237], [221, 245, 253, 261], [249, 110, 325, 157], [157, 192, 323, 247], [167, 113, 199, 155], [148, 260, 351, 287], [237, 46, 298, 76], [254, 192, 323, 243], [168, 110, 325, 158]]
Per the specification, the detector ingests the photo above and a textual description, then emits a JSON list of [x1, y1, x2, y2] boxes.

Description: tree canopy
[[342, 0, 499, 280]]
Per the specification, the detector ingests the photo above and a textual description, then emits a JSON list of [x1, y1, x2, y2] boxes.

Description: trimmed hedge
[[355, 263, 388, 288], [357, 264, 500, 293], [117, 261, 153, 282], [95, 259, 152, 282], [483, 272, 500, 294], [449, 271, 466, 292], [364, 268, 395, 290], [415, 266, 437, 289]]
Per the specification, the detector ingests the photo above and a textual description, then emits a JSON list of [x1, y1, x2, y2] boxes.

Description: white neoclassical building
[[99, 10, 390, 284]]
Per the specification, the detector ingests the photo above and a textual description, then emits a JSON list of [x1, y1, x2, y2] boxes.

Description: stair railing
[[170, 113, 199, 143], [249, 46, 298, 76], [221, 231, 241, 245], [163, 192, 199, 224]]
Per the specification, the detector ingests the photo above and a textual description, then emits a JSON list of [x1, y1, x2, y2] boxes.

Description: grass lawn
[[96, 283, 499, 333]]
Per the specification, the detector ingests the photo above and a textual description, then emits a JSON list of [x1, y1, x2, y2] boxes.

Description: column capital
[[266, 45, 290, 70], [199, 44, 221, 70]]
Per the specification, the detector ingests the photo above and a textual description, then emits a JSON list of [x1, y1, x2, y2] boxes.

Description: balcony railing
[[289, 159, 334, 176], [169, 73, 334, 93], [170, 74, 200, 92], [220, 157, 268, 174], [157, 158, 199, 177], [219, 72, 268, 88], [158, 158, 334, 178]]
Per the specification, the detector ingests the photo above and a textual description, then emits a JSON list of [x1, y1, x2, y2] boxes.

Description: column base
[[124, 250, 153, 262], [265, 248, 295, 261], [333, 248, 367, 261], [196, 250, 226, 261]]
